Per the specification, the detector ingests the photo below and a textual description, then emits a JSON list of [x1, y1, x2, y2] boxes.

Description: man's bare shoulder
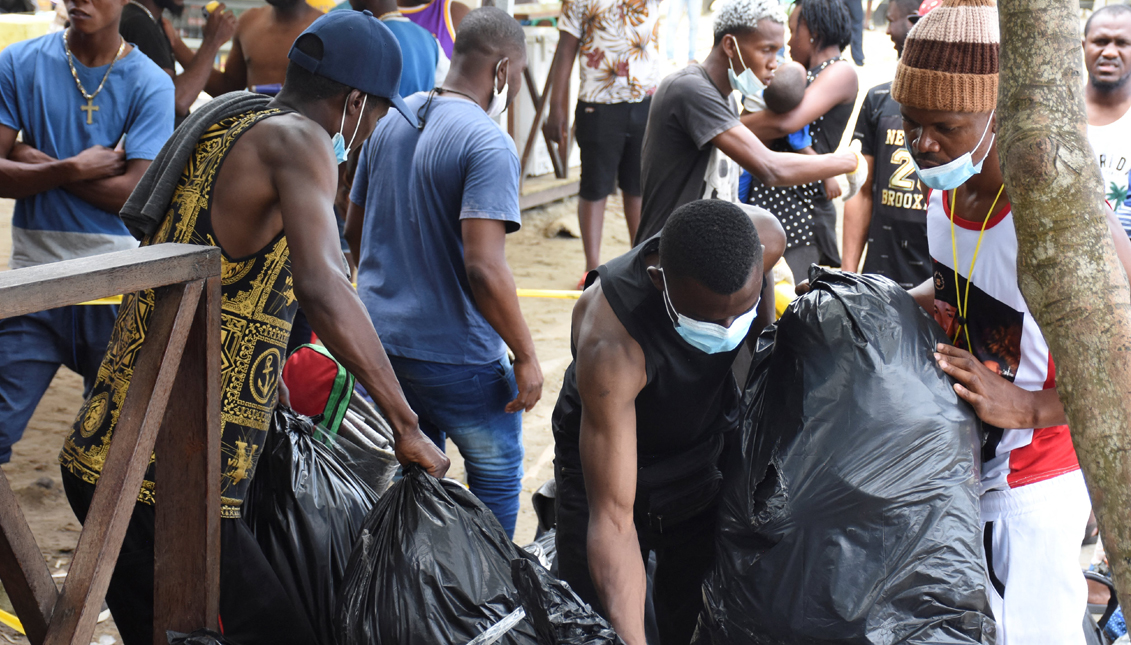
[[242, 113, 334, 170], [574, 279, 647, 387]]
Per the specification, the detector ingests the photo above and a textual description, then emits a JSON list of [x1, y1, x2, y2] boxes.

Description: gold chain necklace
[[63, 29, 126, 125], [128, 0, 156, 22]]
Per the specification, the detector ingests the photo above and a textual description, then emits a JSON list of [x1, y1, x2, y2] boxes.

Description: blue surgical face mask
[[331, 93, 368, 164], [907, 111, 994, 191], [661, 269, 760, 354], [727, 35, 767, 104]]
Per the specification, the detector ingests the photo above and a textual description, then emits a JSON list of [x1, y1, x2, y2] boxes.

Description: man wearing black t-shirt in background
[[841, 0, 931, 287], [119, 0, 235, 120]]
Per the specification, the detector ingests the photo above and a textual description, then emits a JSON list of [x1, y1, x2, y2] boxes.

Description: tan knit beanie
[[891, 0, 999, 113]]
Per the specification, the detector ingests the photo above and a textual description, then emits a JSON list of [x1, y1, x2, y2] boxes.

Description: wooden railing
[[0, 244, 221, 645]]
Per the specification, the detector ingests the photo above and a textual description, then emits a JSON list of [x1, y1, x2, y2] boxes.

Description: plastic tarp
[[243, 407, 379, 645], [336, 467, 619, 645], [694, 268, 995, 644]]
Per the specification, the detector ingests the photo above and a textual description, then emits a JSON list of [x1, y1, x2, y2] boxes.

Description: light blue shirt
[[351, 93, 522, 365], [0, 32, 174, 268]]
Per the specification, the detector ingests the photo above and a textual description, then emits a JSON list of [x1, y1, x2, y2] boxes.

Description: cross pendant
[[80, 99, 98, 125]]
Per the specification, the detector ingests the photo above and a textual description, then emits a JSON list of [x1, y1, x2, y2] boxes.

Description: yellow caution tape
[[515, 288, 582, 300], [0, 608, 25, 635], [79, 288, 583, 307]]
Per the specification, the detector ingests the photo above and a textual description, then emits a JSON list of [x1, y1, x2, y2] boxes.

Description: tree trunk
[[997, 0, 1131, 606]]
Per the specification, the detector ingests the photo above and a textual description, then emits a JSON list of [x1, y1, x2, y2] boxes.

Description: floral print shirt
[[558, 0, 662, 104]]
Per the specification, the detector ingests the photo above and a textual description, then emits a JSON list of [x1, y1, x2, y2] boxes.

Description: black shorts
[[574, 97, 651, 201]]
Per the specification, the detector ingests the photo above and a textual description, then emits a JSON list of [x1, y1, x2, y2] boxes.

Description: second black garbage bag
[[336, 467, 625, 645], [337, 466, 541, 644], [694, 268, 995, 644]]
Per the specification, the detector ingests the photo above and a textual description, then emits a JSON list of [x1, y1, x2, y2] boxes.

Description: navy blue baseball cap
[[288, 10, 418, 127]]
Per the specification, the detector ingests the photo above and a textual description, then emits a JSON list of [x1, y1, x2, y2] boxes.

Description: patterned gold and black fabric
[[60, 108, 298, 518]]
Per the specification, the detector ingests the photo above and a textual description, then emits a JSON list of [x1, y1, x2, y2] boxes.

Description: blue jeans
[[388, 355, 524, 538], [0, 305, 117, 462], [666, 0, 699, 62]]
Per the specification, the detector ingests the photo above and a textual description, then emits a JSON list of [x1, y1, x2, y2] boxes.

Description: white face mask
[[486, 59, 508, 118], [331, 93, 367, 164]]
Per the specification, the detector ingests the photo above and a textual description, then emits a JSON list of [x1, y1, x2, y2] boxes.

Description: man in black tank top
[[551, 200, 784, 645]]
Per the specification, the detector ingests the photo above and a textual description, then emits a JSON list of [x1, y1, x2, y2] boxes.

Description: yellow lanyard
[[949, 184, 1005, 349]]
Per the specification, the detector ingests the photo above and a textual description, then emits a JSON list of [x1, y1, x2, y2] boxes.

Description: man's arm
[[205, 31, 247, 96], [542, 31, 580, 146], [165, 17, 196, 67], [64, 158, 151, 213], [462, 218, 544, 412], [167, 8, 238, 116], [0, 126, 125, 199], [842, 154, 876, 272], [935, 343, 1067, 429], [909, 277, 934, 312], [575, 287, 649, 645], [269, 121, 449, 477], [713, 124, 857, 188], [742, 205, 786, 336], [449, 0, 470, 29]]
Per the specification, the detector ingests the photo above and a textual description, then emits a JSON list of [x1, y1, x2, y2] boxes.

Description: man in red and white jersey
[[892, 0, 1131, 642]]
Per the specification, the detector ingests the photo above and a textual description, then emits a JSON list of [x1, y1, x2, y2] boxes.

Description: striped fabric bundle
[[891, 0, 1000, 113]]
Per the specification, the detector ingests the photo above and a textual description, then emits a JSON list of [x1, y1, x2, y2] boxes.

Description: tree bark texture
[[997, 0, 1131, 605]]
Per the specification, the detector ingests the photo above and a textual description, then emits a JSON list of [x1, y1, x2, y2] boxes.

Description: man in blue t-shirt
[[348, 0, 448, 96], [345, 7, 541, 538], [0, 0, 174, 463]]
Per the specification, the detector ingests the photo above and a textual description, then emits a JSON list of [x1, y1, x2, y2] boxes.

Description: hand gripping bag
[[694, 268, 995, 645]]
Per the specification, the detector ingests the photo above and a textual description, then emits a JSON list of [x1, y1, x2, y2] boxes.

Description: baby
[[740, 62, 835, 201], [762, 61, 808, 115]]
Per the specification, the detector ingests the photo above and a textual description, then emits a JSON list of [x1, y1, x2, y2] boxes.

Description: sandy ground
[[0, 26, 902, 644]]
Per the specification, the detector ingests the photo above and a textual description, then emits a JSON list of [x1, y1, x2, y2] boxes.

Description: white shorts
[[982, 469, 1091, 645]]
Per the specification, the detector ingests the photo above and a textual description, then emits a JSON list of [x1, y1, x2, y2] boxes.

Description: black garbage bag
[[243, 407, 379, 645], [337, 466, 542, 644], [324, 420, 398, 494], [694, 268, 994, 645], [511, 558, 624, 645], [523, 527, 558, 574], [167, 631, 234, 645]]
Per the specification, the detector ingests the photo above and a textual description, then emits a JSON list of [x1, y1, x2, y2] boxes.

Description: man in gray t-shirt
[[636, 0, 860, 245]]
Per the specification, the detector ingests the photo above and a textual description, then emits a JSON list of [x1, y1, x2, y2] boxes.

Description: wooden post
[[0, 475, 57, 643], [153, 275, 222, 642]]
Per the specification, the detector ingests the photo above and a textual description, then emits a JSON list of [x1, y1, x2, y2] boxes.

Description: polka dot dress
[[747, 58, 844, 252]]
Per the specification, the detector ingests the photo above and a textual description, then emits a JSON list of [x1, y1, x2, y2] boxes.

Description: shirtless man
[[59, 12, 448, 645], [206, 0, 322, 95]]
